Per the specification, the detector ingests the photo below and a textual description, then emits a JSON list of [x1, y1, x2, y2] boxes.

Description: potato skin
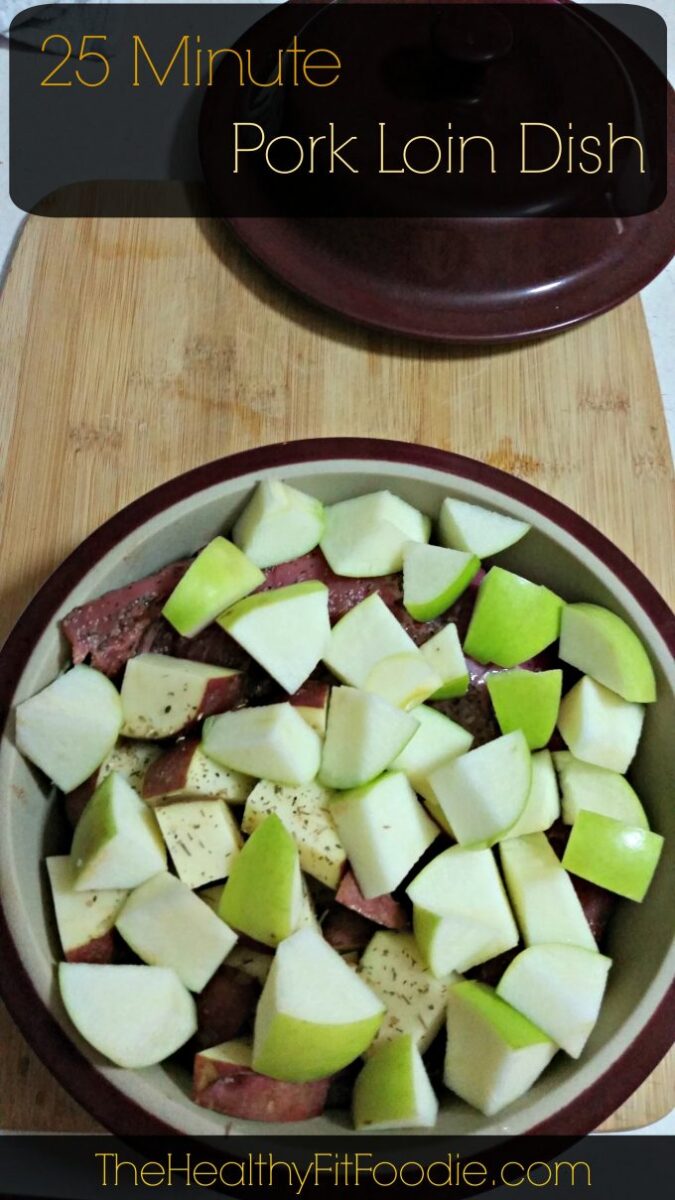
[[193, 1055, 330, 1122], [335, 870, 408, 930], [65, 931, 115, 964], [196, 966, 260, 1049]]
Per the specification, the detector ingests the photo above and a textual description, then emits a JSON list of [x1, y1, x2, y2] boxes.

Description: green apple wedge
[[46, 856, 127, 963], [70, 772, 166, 890], [499, 832, 596, 949], [486, 668, 563, 750], [59, 962, 196, 1068], [323, 593, 417, 687], [202, 703, 321, 785], [329, 772, 439, 899], [320, 491, 430, 577], [15, 664, 123, 792], [242, 779, 346, 889], [444, 980, 556, 1117], [553, 751, 648, 829], [319, 687, 419, 790], [557, 676, 645, 774], [218, 814, 303, 947], [353, 1034, 439, 1130], [439, 497, 530, 558], [120, 654, 242, 739], [390, 703, 473, 815], [116, 872, 237, 992], [357, 931, 451, 1056], [155, 798, 242, 889], [497, 944, 612, 1058], [218, 581, 331, 695], [162, 537, 264, 637], [464, 568, 563, 667], [232, 479, 325, 568], [252, 928, 385, 1081], [407, 846, 518, 978], [559, 602, 656, 704], [426, 731, 531, 847], [420, 623, 470, 699], [562, 810, 664, 902], [503, 750, 560, 839], [363, 653, 443, 710], [402, 543, 480, 621]]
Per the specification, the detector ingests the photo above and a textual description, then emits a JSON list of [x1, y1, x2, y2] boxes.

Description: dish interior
[[1, 455, 673, 1136]]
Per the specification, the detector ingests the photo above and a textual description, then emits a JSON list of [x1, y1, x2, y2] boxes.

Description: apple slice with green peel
[[319, 688, 419, 790], [143, 739, 251, 807], [486, 669, 563, 750], [46, 857, 127, 963], [67, 740, 161, 824], [252, 928, 385, 1081], [499, 832, 596, 949], [504, 750, 560, 840], [363, 653, 443, 710], [427, 731, 531, 848], [324, 594, 417, 687], [218, 582, 331, 695], [155, 798, 242, 889], [242, 779, 346, 889], [557, 676, 645, 774], [553, 751, 648, 829], [232, 479, 325, 568], [497, 944, 612, 1058], [559, 603, 656, 704], [444, 980, 556, 1116], [407, 846, 518, 978], [162, 537, 264, 637], [329, 772, 439, 899], [357, 931, 451, 1055], [218, 814, 303, 947], [16, 665, 123, 792], [562, 810, 664, 902], [71, 772, 166, 890], [391, 704, 473, 808], [203, 703, 321, 786], [420, 624, 469, 699], [116, 872, 237, 992], [120, 654, 243, 739], [193, 1038, 331, 1122], [320, 491, 430, 577], [439, 497, 531, 559], [464, 568, 563, 668], [353, 1034, 439, 1130], [59, 962, 197, 1068], [402, 543, 480, 621]]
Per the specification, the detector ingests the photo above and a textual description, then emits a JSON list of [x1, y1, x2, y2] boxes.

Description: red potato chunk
[[196, 965, 260, 1049], [65, 931, 116, 964], [194, 1046, 330, 1122], [321, 905, 375, 953], [335, 870, 408, 930]]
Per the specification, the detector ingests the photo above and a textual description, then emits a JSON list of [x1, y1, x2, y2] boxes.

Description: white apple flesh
[[363, 652, 443, 710], [70, 772, 166, 891], [218, 581, 331, 695], [503, 750, 560, 839], [557, 676, 645, 774], [390, 703, 472, 808], [162, 537, 264, 637], [203, 703, 321, 785], [329, 771, 439, 899], [553, 751, 648, 829], [499, 832, 596, 949], [427, 731, 531, 847], [16, 664, 123, 792], [439, 497, 530, 558], [420, 623, 470, 699], [402, 543, 479, 621], [252, 928, 385, 1081], [497, 943, 612, 1058], [59, 962, 197, 1068], [559, 602, 656, 703], [323, 593, 417, 687], [406, 845, 518, 978], [232, 479, 325, 568], [319, 687, 419, 790], [320, 491, 430, 577], [116, 872, 238, 992]]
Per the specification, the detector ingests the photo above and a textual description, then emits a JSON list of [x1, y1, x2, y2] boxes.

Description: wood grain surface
[[0, 213, 673, 1133]]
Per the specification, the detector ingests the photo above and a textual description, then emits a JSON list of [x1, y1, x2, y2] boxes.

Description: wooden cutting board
[[0, 214, 673, 1133]]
